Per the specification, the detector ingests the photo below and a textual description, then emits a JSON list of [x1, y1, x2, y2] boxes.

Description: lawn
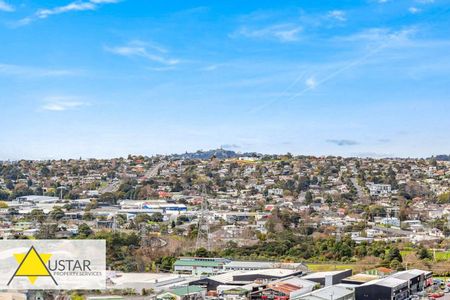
[[401, 250, 450, 262], [306, 263, 365, 272]]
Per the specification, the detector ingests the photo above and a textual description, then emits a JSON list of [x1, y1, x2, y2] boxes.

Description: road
[[99, 180, 121, 194], [99, 161, 167, 195], [144, 161, 167, 179], [350, 177, 367, 201]]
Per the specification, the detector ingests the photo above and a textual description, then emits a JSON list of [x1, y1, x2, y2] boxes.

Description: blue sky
[[1, 0, 450, 159]]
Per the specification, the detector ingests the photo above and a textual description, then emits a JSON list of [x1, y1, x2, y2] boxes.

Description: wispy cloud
[[408, 7, 421, 14], [0, 63, 77, 77], [326, 139, 359, 146], [327, 10, 347, 22], [16, 0, 120, 26], [231, 23, 303, 42], [41, 97, 90, 112], [305, 77, 317, 89], [0, 0, 14, 12], [337, 27, 416, 44], [221, 144, 241, 150], [105, 40, 179, 66]]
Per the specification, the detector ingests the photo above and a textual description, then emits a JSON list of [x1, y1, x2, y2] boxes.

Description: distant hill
[[431, 154, 450, 161], [170, 149, 259, 160]]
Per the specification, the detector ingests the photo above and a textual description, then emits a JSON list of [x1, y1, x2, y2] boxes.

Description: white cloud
[[0, 0, 14, 12], [305, 77, 317, 89], [36, 2, 96, 19], [0, 63, 77, 77], [105, 41, 179, 65], [41, 97, 89, 111], [90, 0, 120, 3], [16, 0, 120, 25], [232, 23, 302, 42], [408, 7, 421, 14], [327, 10, 347, 22], [337, 27, 416, 45]]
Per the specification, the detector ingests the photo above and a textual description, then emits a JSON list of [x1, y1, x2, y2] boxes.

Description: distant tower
[[195, 196, 211, 251]]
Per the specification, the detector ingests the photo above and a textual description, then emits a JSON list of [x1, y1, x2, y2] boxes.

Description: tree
[[134, 214, 151, 224], [149, 212, 164, 223], [390, 259, 403, 271], [387, 247, 403, 263], [30, 209, 45, 223], [194, 247, 209, 257], [0, 190, 9, 200], [438, 192, 450, 204], [305, 191, 313, 205], [78, 223, 93, 237], [99, 192, 117, 205], [40, 166, 51, 177], [36, 223, 58, 239], [418, 247, 431, 260], [49, 207, 65, 221]]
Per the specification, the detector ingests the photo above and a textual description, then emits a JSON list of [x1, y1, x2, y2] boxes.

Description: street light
[[57, 186, 67, 200]]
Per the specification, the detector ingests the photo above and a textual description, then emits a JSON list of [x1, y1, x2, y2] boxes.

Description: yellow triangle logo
[[9, 246, 56, 285]]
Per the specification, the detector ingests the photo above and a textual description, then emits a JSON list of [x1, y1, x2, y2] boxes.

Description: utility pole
[[57, 186, 67, 200]]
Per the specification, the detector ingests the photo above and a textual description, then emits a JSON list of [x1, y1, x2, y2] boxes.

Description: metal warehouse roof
[[174, 260, 223, 267]]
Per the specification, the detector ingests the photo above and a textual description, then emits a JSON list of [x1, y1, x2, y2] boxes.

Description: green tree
[[78, 223, 93, 237], [49, 207, 65, 221], [387, 247, 403, 263], [305, 191, 313, 205], [418, 247, 431, 260], [195, 247, 210, 257]]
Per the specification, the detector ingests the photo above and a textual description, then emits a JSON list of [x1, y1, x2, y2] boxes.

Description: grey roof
[[273, 276, 317, 290], [295, 286, 354, 300], [198, 268, 301, 284], [391, 271, 419, 281], [225, 261, 305, 270], [302, 270, 351, 279], [392, 269, 429, 279], [360, 277, 407, 288]]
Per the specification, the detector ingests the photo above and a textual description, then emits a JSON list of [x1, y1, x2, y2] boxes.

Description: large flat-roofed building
[[174, 258, 307, 276], [302, 269, 353, 287], [174, 257, 229, 275], [189, 269, 303, 291], [390, 269, 432, 294], [355, 277, 409, 300], [295, 285, 355, 300], [16, 195, 59, 203], [224, 261, 307, 272], [249, 276, 317, 300]]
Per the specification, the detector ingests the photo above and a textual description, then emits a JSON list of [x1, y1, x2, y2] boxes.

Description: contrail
[[250, 40, 387, 113], [250, 5, 450, 113]]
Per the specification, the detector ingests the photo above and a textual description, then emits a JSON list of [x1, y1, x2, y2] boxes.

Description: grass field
[[306, 263, 366, 272], [401, 250, 450, 262]]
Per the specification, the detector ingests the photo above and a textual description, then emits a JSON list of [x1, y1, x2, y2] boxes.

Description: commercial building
[[174, 258, 229, 275], [189, 269, 303, 291], [295, 285, 355, 300], [302, 270, 353, 287], [355, 277, 409, 300]]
